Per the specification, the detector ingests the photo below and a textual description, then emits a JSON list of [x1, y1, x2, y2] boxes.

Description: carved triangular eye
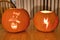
[[13, 12, 20, 16]]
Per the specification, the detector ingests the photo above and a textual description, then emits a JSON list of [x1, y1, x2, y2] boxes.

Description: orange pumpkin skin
[[33, 11, 59, 32], [2, 8, 30, 32]]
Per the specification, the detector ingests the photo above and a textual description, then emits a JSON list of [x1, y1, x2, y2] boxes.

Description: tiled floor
[[0, 20, 60, 40]]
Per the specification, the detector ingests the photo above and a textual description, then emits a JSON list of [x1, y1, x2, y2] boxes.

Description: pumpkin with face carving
[[2, 8, 30, 32], [33, 10, 59, 32]]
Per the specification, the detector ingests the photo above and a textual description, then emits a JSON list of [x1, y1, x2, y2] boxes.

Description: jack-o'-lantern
[[2, 8, 30, 32], [33, 10, 59, 32]]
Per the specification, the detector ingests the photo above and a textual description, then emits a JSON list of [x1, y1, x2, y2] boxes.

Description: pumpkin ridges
[[2, 8, 30, 32], [33, 11, 59, 32]]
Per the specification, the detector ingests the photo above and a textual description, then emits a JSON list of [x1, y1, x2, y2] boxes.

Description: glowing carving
[[9, 12, 20, 29], [11, 22, 17, 29], [44, 18, 49, 29]]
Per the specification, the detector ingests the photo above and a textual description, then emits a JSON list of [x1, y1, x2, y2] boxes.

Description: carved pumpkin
[[33, 10, 59, 32], [2, 8, 30, 32]]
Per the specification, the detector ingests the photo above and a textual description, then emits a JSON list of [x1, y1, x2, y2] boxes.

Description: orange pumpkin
[[2, 8, 30, 32], [33, 10, 59, 32]]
